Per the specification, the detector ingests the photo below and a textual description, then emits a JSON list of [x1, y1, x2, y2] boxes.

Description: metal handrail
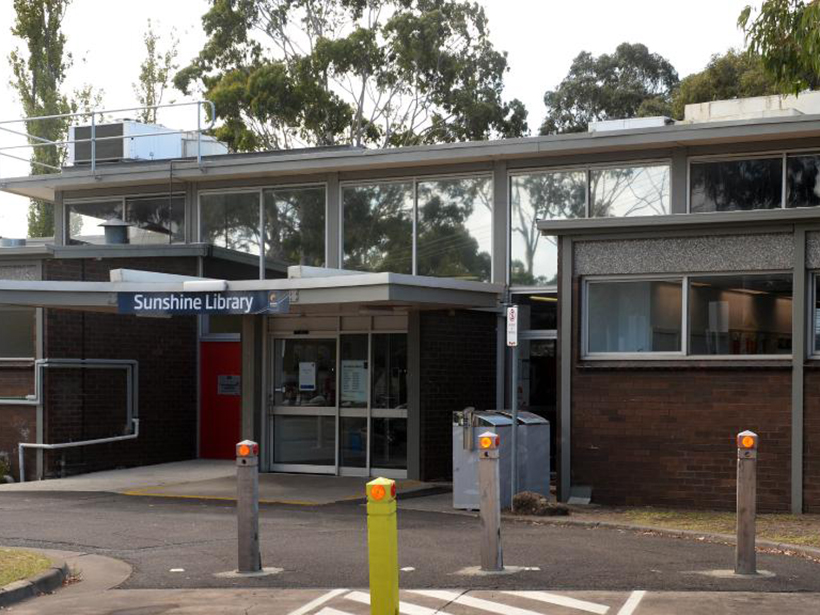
[[0, 100, 216, 175]]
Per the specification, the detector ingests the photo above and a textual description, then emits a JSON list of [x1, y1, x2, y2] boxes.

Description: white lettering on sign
[[506, 305, 518, 347], [131, 293, 255, 314]]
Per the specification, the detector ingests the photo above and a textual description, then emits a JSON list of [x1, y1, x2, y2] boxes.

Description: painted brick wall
[[40, 257, 199, 477], [419, 309, 497, 481], [568, 281, 793, 512]]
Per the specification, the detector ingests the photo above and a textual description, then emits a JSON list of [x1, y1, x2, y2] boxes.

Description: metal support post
[[90, 113, 96, 175], [478, 431, 503, 572], [735, 430, 758, 575], [510, 344, 519, 506], [236, 440, 261, 574], [366, 477, 399, 615]]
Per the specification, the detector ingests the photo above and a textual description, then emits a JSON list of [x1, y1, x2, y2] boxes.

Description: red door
[[200, 341, 242, 459]]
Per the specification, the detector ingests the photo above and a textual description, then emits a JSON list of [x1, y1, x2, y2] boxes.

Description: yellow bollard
[[366, 477, 399, 615]]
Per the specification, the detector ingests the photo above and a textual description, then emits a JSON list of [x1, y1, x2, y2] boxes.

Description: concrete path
[[0, 460, 441, 505]]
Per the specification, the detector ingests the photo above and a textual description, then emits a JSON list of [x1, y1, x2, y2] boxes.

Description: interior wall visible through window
[[0, 307, 36, 359]]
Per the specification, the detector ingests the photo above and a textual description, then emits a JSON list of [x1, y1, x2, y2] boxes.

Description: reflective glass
[[0, 307, 35, 358], [690, 158, 782, 212], [125, 195, 185, 244], [340, 416, 367, 468], [510, 171, 585, 286], [689, 274, 792, 355], [590, 165, 670, 217], [273, 415, 335, 465], [273, 338, 336, 407], [587, 280, 682, 353], [199, 192, 261, 255], [342, 182, 414, 274], [371, 417, 407, 469], [68, 201, 123, 244], [416, 176, 492, 281], [263, 186, 325, 274], [372, 334, 407, 409], [787, 154, 820, 208]]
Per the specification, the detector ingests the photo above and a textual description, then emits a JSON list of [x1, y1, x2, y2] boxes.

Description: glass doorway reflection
[[269, 332, 408, 477]]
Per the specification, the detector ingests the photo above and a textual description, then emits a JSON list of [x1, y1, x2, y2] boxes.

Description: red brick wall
[[568, 281, 793, 512], [41, 257, 199, 477], [419, 309, 497, 481]]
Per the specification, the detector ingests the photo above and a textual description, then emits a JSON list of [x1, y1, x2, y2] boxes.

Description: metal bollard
[[735, 430, 758, 575], [236, 440, 261, 574], [477, 431, 503, 572], [366, 477, 399, 615]]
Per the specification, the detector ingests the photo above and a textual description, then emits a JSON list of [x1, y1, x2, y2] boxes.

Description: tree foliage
[[670, 49, 780, 118], [9, 0, 104, 238], [540, 43, 679, 135], [174, 0, 527, 151], [133, 20, 179, 124], [739, 0, 820, 95]]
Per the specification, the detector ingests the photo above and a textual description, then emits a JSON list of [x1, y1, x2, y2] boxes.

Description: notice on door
[[218, 374, 241, 396], [299, 362, 317, 391], [341, 360, 367, 404]]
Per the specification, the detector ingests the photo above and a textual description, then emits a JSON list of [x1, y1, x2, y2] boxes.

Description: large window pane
[[689, 274, 792, 355], [263, 186, 325, 273], [587, 280, 682, 353], [371, 417, 407, 469], [372, 334, 407, 409], [690, 158, 782, 212], [788, 154, 820, 208], [0, 307, 35, 358], [343, 182, 413, 274], [510, 171, 585, 286], [68, 200, 123, 244], [417, 176, 492, 281], [273, 338, 336, 407], [125, 195, 185, 244], [590, 165, 670, 217], [199, 191, 261, 255]]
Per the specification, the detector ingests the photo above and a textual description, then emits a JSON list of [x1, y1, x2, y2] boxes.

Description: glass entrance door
[[270, 337, 338, 473], [269, 331, 408, 478]]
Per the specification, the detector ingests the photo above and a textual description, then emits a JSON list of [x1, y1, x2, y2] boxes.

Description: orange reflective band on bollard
[[371, 484, 386, 501], [736, 432, 758, 450]]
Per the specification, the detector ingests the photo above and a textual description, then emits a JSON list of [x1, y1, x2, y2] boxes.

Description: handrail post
[[91, 113, 96, 174], [197, 103, 202, 166]]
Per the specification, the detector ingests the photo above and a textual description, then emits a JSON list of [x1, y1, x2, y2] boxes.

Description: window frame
[[810, 272, 820, 359], [507, 159, 672, 289], [197, 182, 328, 279], [0, 306, 37, 361], [685, 149, 820, 214], [583, 271, 794, 361], [339, 171, 494, 280], [65, 192, 187, 245]]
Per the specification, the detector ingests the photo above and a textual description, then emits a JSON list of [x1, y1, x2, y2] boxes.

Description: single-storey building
[[3, 93, 820, 512]]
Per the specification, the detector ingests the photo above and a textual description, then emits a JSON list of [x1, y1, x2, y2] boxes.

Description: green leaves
[[540, 43, 679, 134], [739, 0, 820, 96], [176, 0, 527, 150]]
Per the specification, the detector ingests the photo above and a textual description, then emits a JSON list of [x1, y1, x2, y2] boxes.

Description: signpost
[[506, 305, 519, 506]]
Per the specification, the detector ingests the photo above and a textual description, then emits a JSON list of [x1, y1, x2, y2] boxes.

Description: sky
[[0, 0, 751, 238]]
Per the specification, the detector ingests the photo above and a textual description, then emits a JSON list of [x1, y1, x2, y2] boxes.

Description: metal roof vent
[[98, 218, 131, 245]]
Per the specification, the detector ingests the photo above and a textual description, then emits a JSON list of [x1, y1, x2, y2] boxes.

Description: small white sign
[[506, 305, 518, 347], [341, 360, 368, 403], [299, 361, 317, 391]]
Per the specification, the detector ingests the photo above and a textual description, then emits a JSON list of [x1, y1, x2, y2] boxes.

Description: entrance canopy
[[0, 266, 503, 313]]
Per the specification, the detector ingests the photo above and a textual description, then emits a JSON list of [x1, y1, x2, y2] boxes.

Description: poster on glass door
[[341, 360, 368, 404]]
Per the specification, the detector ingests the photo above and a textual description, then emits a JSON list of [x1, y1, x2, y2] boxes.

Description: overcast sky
[[0, 0, 751, 237]]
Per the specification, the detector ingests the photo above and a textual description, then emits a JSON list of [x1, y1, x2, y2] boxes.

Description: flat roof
[[537, 206, 820, 237], [4, 114, 820, 202], [0, 271, 504, 312]]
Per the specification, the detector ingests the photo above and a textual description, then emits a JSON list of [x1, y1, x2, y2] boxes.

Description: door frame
[[267, 328, 408, 478]]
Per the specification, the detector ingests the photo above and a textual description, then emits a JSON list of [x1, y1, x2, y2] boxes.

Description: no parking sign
[[506, 305, 518, 347]]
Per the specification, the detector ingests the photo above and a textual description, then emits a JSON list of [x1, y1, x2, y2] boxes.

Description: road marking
[[346, 590, 453, 615], [503, 590, 610, 614], [287, 589, 349, 615], [315, 608, 355, 615], [616, 590, 646, 615], [409, 590, 547, 615]]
